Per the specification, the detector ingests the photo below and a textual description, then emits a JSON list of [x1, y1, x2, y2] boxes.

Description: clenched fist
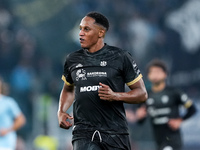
[[58, 111, 73, 129]]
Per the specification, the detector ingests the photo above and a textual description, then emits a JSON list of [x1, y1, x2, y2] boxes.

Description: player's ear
[[99, 29, 105, 38]]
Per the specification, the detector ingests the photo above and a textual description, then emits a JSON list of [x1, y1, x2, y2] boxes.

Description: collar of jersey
[[84, 43, 107, 56]]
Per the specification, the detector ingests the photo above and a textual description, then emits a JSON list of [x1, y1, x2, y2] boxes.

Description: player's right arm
[[57, 83, 74, 129], [136, 105, 147, 120]]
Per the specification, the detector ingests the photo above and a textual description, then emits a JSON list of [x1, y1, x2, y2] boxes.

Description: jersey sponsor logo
[[147, 107, 171, 117], [76, 69, 87, 81], [100, 61, 107, 66], [76, 69, 107, 82], [87, 72, 107, 77], [80, 85, 101, 92]]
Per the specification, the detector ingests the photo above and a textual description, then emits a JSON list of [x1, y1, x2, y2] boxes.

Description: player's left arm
[[182, 100, 197, 120], [98, 78, 148, 104], [0, 113, 26, 136], [168, 97, 197, 131], [12, 113, 26, 132]]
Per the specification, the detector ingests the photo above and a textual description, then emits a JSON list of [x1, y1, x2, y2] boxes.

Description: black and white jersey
[[146, 87, 192, 126], [146, 87, 193, 149], [62, 44, 142, 134]]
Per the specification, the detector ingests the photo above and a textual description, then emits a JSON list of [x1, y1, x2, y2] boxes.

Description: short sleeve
[[122, 52, 142, 86], [62, 57, 74, 86]]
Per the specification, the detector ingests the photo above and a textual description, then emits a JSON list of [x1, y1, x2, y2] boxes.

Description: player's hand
[[58, 111, 73, 129], [136, 105, 147, 120], [168, 118, 183, 131], [126, 109, 137, 123], [98, 82, 117, 101], [0, 128, 11, 136]]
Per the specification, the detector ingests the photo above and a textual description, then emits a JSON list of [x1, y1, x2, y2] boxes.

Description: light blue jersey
[[0, 94, 21, 149]]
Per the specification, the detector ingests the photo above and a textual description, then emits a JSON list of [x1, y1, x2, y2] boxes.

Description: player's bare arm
[[168, 102, 197, 131], [98, 78, 147, 104], [135, 105, 147, 120], [57, 83, 74, 129], [0, 113, 26, 136]]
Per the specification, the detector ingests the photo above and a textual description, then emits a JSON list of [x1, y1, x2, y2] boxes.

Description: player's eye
[[84, 27, 90, 31], [79, 26, 90, 32]]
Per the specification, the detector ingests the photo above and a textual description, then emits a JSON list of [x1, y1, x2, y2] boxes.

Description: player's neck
[[152, 81, 166, 93], [87, 40, 104, 53]]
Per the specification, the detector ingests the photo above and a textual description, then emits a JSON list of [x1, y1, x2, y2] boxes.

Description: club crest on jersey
[[161, 95, 169, 104], [76, 69, 87, 81], [100, 61, 107, 66]]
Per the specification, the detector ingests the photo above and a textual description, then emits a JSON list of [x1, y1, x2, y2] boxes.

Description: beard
[[152, 79, 165, 86]]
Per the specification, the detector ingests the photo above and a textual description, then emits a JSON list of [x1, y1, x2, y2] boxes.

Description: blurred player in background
[[0, 77, 26, 150], [57, 11, 147, 150], [136, 59, 197, 150]]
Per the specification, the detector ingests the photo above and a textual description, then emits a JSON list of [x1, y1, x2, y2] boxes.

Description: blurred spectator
[[10, 59, 34, 92], [10, 58, 35, 138], [0, 76, 26, 150]]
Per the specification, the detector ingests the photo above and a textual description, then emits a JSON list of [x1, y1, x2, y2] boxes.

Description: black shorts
[[156, 135, 182, 150], [154, 126, 182, 150], [72, 130, 131, 150]]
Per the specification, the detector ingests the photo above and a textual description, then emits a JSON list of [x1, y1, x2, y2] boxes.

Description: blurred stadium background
[[0, 0, 200, 149]]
